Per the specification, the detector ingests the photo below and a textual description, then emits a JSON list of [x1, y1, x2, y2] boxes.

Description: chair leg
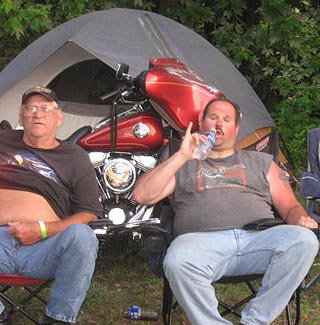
[[21, 282, 50, 306], [285, 302, 292, 325], [162, 277, 173, 325], [0, 291, 40, 325], [0, 281, 50, 325], [294, 288, 301, 325], [283, 288, 301, 325], [219, 281, 258, 318], [219, 293, 256, 318]]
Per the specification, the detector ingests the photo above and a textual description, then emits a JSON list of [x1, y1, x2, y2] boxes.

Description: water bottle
[[123, 305, 158, 320], [193, 128, 216, 160]]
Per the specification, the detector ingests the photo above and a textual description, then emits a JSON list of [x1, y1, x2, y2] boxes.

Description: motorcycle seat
[[65, 125, 92, 143]]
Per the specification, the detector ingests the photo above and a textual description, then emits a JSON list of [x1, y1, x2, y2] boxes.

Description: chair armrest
[[242, 218, 285, 230]]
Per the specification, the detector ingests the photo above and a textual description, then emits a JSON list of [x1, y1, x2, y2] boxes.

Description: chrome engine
[[89, 151, 160, 233]]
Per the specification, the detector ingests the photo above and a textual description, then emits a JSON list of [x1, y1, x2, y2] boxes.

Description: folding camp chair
[[299, 128, 320, 305], [0, 275, 51, 324], [143, 208, 301, 325], [161, 276, 301, 325], [300, 128, 320, 222]]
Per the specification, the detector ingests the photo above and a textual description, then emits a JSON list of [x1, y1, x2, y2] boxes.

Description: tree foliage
[[1, 0, 319, 173]]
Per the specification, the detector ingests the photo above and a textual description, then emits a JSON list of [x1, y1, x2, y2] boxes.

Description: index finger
[[185, 122, 193, 136]]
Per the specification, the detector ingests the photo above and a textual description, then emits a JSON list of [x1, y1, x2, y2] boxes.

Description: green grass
[[4, 251, 320, 324]]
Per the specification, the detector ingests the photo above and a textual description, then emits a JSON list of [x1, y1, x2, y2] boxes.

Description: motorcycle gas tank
[[143, 58, 224, 132], [78, 112, 164, 152]]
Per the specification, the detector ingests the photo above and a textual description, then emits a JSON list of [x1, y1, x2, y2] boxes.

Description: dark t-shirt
[[0, 130, 102, 218], [172, 150, 274, 236]]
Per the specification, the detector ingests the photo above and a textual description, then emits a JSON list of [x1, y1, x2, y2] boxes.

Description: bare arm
[[134, 122, 202, 205], [268, 161, 318, 228], [7, 212, 97, 245]]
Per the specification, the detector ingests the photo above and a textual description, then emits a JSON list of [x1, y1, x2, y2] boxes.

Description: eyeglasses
[[21, 105, 59, 115]]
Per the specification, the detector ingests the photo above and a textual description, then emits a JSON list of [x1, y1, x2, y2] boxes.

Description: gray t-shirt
[[172, 149, 274, 236]]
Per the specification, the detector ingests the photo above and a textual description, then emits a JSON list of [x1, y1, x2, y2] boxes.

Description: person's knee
[[301, 229, 319, 255], [163, 251, 178, 274], [61, 224, 99, 253], [289, 226, 319, 258], [163, 247, 193, 279]]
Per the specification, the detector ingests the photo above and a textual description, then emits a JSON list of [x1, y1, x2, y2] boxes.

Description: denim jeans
[[0, 224, 99, 323], [163, 225, 319, 325]]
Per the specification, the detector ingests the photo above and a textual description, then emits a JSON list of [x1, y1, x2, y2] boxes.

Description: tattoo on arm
[[278, 170, 291, 189]]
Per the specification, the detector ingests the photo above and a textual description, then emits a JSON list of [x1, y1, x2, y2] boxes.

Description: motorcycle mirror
[[116, 63, 130, 80]]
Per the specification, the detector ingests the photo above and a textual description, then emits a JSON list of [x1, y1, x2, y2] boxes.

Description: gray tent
[[0, 8, 275, 142]]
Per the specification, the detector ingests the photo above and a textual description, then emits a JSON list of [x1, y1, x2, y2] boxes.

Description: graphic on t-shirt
[[198, 163, 246, 191], [0, 149, 59, 183]]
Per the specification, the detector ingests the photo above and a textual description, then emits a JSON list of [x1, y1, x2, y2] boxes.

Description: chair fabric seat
[[0, 275, 47, 286]]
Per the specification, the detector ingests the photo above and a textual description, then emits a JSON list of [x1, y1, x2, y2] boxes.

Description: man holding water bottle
[[134, 97, 319, 325]]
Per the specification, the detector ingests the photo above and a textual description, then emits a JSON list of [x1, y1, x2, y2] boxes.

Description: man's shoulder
[[238, 149, 274, 165], [57, 141, 89, 159], [238, 149, 273, 159]]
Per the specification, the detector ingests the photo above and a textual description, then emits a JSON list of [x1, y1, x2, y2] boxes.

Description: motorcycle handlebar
[[100, 88, 122, 101], [100, 63, 139, 102], [100, 84, 137, 102]]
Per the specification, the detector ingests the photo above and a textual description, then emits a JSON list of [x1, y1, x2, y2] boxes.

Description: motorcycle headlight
[[103, 158, 136, 193]]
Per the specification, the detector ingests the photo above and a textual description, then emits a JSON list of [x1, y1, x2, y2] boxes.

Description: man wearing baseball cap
[[21, 85, 60, 105], [0, 86, 102, 324]]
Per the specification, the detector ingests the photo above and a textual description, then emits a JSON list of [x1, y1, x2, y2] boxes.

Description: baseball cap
[[21, 86, 59, 105]]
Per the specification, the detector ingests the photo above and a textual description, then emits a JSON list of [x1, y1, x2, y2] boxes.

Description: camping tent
[[0, 8, 275, 143]]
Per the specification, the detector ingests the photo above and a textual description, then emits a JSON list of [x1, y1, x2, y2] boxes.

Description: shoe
[[43, 315, 71, 324], [0, 309, 11, 325]]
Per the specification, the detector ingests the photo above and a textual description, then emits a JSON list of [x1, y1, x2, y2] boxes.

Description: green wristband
[[38, 220, 47, 239]]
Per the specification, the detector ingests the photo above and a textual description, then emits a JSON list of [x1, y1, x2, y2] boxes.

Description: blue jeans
[[0, 224, 99, 323], [163, 225, 319, 325]]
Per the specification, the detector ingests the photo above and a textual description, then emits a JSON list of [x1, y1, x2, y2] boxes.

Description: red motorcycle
[[67, 58, 223, 253]]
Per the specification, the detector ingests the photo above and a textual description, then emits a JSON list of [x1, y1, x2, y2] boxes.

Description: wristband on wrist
[[38, 220, 48, 239]]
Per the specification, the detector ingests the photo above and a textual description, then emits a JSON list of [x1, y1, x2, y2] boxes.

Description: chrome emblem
[[133, 123, 150, 139]]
